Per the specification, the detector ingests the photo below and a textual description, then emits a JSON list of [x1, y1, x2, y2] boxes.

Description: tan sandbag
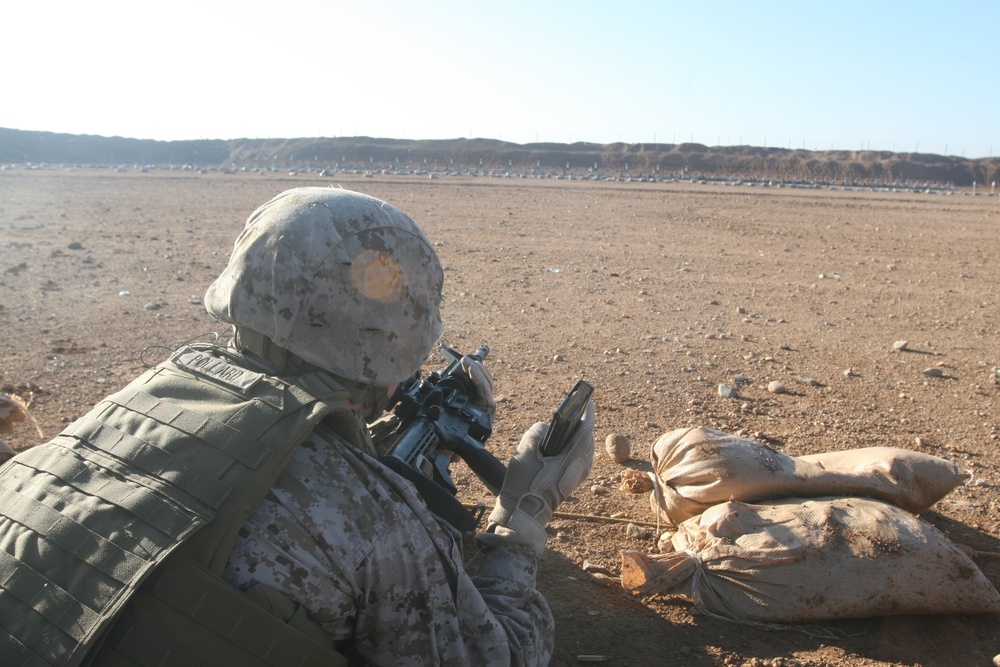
[[0, 395, 27, 464], [622, 497, 1000, 622], [0, 394, 27, 435], [0, 439, 15, 464], [648, 427, 969, 526]]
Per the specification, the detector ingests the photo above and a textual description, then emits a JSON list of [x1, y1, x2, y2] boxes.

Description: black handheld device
[[538, 380, 594, 456]]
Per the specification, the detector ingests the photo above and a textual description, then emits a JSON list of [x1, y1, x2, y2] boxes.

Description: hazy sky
[[5, 1, 998, 157]]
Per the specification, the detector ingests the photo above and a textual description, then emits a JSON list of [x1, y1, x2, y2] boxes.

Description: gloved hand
[[461, 355, 496, 416], [476, 401, 595, 556]]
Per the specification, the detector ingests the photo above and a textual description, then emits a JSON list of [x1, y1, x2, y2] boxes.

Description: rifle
[[377, 344, 508, 532]]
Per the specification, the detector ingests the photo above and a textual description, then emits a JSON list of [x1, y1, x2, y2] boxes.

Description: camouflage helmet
[[205, 187, 443, 385]]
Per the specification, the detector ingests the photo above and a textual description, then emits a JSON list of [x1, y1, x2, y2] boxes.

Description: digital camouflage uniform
[[224, 421, 554, 666]]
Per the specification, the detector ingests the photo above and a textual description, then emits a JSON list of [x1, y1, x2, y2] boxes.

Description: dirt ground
[[1, 169, 999, 666]]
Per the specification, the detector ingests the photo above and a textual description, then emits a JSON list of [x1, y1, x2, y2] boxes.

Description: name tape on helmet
[[171, 346, 263, 393]]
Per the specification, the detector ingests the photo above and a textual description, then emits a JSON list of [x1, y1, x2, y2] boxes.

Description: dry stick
[[462, 503, 660, 528], [553, 510, 660, 528]]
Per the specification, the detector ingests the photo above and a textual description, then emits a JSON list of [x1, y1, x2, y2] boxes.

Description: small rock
[[625, 523, 651, 540], [993, 653, 1000, 667], [143, 302, 161, 311], [778, 343, 791, 351], [733, 374, 752, 386], [922, 367, 944, 377], [767, 381, 786, 394], [604, 433, 631, 463], [893, 340, 909, 351], [797, 376, 820, 386], [582, 561, 611, 575], [590, 484, 607, 495], [67, 241, 84, 250], [843, 368, 857, 377], [553, 354, 566, 362], [718, 384, 737, 398]]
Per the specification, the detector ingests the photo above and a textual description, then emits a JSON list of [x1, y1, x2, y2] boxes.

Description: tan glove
[[476, 401, 595, 556]]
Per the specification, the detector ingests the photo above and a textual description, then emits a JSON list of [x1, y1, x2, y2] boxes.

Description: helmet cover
[[205, 187, 443, 385]]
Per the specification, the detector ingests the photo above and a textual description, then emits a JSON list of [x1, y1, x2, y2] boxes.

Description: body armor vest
[[0, 344, 361, 667]]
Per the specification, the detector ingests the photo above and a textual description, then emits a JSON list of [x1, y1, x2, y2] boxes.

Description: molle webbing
[[233, 327, 391, 418], [0, 345, 353, 666], [91, 555, 341, 667]]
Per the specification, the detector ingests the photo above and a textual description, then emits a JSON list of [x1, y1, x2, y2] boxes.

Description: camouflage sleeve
[[224, 425, 553, 666], [471, 544, 555, 663]]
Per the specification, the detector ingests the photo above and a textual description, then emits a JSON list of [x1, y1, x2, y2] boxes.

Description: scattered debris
[[620, 469, 654, 494]]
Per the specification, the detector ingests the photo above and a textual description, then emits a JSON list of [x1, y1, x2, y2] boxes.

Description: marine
[[0, 187, 595, 666]]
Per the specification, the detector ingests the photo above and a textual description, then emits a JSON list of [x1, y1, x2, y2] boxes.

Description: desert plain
[[1, 168, 998, 666]]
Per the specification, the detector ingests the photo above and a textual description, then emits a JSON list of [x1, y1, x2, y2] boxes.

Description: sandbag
[[621, 497, 1000, 622], [0, 440, 14, 465], [649, 427, 969, 526]]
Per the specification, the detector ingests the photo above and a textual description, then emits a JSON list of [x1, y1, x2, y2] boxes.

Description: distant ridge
[[2, 127, 997, 186]]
